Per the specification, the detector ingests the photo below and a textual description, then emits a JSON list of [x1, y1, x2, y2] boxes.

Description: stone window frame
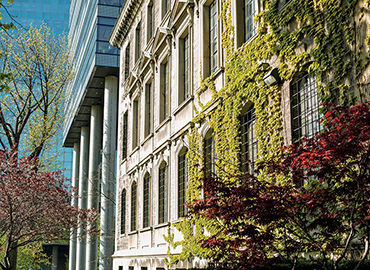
[[201, 0, 222, 79], [130, 180, 137, 232], [233, 0, 259, 48]]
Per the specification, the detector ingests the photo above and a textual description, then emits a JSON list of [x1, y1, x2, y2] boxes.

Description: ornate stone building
[[109, 0, 370, 269]]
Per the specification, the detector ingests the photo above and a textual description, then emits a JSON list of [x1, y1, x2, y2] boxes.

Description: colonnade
[[69, 76, 118, 270]]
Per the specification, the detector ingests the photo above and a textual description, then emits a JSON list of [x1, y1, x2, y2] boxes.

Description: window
[[291, 72, 320, 142], [141, 267, 148, 270], [179, 34, 190, 104], [125, 44, 130, 80], [147, 2, 153, 42], [118, 266, 123, 270], [178, 149, 188, 217], [158, 163, 167, 224], [122, 112, 128, 160], [135, 25, 141, 62], [204, 131, 216, 174], [131, 181, 137, 231], [143, 174, 150, 228], [144, 83, 152, 138], [120, 189, 126, 234], [209, 1, 218, 73], [129, 267, 134, 270], [240, 105, 258, 172], [162, 0, 170, 18], [160, 62, 169, 122], [132, 98, 139, 149], [244, 0, 257, 42]]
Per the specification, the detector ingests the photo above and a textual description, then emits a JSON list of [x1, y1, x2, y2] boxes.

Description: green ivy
[[166, 0, 369, 265]]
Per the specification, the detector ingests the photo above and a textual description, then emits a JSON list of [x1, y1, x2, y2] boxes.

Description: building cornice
[[110, 0, 142, 48]]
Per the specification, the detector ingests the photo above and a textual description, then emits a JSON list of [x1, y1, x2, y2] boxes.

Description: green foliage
[[166, 0, 370, 267]]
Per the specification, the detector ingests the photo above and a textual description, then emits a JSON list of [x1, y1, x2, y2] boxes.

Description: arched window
[[291, 72, 320, 141], [120, 189, 126, 234], [240, 104, 258, 172], [131, 181, 137, 231], [158, 162, 167, 224], [143, 173, 150, 228], [178, 148, 188, 218], [204, 129, 216, 174]]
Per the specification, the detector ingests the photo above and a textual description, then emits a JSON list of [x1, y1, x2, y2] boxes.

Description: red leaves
[[187, 102, 370, 269], [0, 149, 97, 263]]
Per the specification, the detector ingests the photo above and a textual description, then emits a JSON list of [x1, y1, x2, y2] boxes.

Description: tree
[[188, 101, 370, 270], [0, 23, 73, 162], [0, 149, 97, 270]]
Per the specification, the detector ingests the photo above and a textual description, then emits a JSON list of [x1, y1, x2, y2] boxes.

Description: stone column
[[86, 105, 103, 270], [51, 245, 58, 270], [99, 76, 118, 269], [76, 126, 89, 270], [69, 142, 80, 270]]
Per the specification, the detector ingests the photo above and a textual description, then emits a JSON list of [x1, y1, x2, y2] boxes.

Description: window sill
[[154, 222, 169, 229], [128, 230, 138, 236], [129, 146, 140, 157], [209, 66, 224, 81], [141, 133, 153, 146], [140, 227, 152, 233], [155, 116, 172, 133], [174, 95, 194, 115]]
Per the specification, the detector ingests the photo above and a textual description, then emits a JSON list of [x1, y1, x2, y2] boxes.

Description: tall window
[[147, 2, 153, 42], [135, 25, 141, 62], [125, 44, 130, 80], [204, 131, 216, 174], [132, 98, 139, 149], [120, 189, 126, 234], [179, 34, 190, 104], [241, 105, 258, 172], [162, 0, 170, 17], [291, 72, 320, 141], [244, 0, 257, 42], [122, 112, 128, 159], [131, 182, 137, 231], [209, 1, 218, 73], [178, 149, 188, 217], [160, 62, 169, 122], [143, 174, 150, 228], [144, 83, 152, 138], [158, 163, 167, 224]]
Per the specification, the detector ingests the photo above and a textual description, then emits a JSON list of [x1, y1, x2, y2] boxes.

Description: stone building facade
[[109, 0, 370, 269]]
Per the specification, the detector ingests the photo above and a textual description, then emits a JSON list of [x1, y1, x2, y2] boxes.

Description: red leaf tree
[[188, 101, 370, 270], [0, 149, 97, 270]]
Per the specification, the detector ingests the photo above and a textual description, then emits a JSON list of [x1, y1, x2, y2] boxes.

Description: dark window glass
[[120, 189, 126, 234], [158, 165, 167, 224], [291, 72, 320, 141], [178, 150, 188, 217], [209, 1, 218, 73], [125, 44, 130, 80], [132, 99, 139, 149], [204, 133, 216, 174], [144, 83, 152, 137], [184, 34, 189, 100], [241, 106, 258, 172], [244, 0, 257, 41], [131, 182, 137, 231], [135, 26, 141, 62], [143, 175, 150, 228], [161, 62, 169, 121], [122, 112, 128, 159], [148, 3, 153, 41]]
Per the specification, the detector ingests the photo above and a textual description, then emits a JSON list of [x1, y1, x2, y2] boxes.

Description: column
[[86, 105, 103, 270], [69, 142, 80, 270], [100, 76, 118, 269], [76, 126, 89, 270], [51, 245, 58, 270]]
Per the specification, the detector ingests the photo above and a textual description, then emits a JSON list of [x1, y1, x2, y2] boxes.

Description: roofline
[[109, 0, 141, 48]]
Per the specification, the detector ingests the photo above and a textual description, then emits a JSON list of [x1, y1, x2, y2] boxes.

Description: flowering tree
[[189, 101, 370, 270], [0, 149, 97, 270]]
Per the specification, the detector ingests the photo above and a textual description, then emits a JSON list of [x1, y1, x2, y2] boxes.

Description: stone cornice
[[109, 0, 141, 48]]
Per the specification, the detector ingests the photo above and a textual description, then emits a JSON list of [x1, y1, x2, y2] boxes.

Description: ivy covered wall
[[166, 0, 370, 265]]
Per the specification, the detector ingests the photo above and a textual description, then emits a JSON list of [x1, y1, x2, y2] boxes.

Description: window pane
[[143, 175, 150, 228], [291, 72, 321, 141], [178, 150, 188, 217], [120, 189, 126, 234], [131, 182, 137, 231], [158, 165, 167, 224], [241, 106, 258, 172], [209, 1, 218, 72]]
